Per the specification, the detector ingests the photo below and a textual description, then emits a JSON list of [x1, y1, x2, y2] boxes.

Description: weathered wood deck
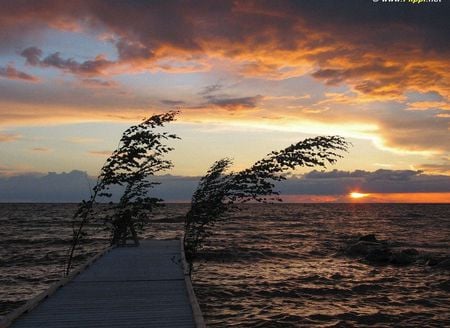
[[3, 239, 205, 328]]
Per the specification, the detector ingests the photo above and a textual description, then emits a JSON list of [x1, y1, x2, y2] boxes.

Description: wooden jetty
[[2, 239, 205, 328]]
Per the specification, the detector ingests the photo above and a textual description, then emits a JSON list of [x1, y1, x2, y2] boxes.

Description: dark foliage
[[184, 136, 350, 269], [65, 111, 179, 275]]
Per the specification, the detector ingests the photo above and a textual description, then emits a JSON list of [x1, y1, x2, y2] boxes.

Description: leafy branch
[[184, 136, 350, 269], [65, 111, 179, 276]]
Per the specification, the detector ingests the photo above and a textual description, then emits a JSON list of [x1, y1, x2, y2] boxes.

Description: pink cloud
[[0, 64, 38, 82]]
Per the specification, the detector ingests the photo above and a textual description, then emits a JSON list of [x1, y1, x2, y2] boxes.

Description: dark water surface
[[1, 203, 449, 327]]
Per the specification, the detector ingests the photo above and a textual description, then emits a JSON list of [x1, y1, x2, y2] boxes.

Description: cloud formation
[[30, 147, 51, 152], [88, 150, 112, 156], [160, 99, 186, 107], [0, 64, 38, 82], [65, 137, 101, 144], [21, 47, 113, 76], [0, 0, 449, 165], [417, 163, 450, 175], [0, 132, 21, 142], [0, 169, 449, 202], [205, 95, 264, 111], [1, 1, 446, 96], [283, 169, 450, 195], [0, 170, 199, 202], [80, 78, 118, 88]]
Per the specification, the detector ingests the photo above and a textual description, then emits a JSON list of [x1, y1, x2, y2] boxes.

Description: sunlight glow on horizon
[[349, 192, 370, 200], [282, 193, 450, 203]]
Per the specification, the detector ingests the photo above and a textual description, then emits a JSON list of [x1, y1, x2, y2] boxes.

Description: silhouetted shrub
[[65, 111, 179, 275], [184, 136, 350, 270]]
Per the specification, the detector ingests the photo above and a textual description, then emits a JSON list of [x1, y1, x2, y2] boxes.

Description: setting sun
[[349, 192, 370, 199]]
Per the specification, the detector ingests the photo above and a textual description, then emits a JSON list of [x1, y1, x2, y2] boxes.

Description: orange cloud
[[0, 96, 161, 126], [88, 150, 112, 156], [0, 0, 449, 160], [261, 91, 450, 155], [2, 0, 447, 99], [406, 101, 450, 111], [0, 164, 38, 177], [0, 132, 21, 142], [416, 163, 450, 175], [65, 137, 102, 144]]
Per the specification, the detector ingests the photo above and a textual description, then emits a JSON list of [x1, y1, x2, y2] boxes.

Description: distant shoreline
[[1, 202, 449, 205]]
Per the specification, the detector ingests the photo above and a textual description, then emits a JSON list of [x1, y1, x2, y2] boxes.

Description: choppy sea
[[1, 203, 449, 327]]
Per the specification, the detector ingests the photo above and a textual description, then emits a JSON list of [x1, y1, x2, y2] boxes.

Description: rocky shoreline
[[341, 234, 450, 269]]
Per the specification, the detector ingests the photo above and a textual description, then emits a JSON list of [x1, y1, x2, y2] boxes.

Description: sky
[[0, 0, 449, 202]]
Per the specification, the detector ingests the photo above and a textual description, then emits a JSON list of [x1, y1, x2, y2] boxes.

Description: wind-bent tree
[[65, 111, 179, 275], [184, 136, 350, 268]]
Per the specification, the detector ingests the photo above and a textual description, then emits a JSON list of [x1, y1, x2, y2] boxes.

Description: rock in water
[[365, 248, 392, 263], [390, 249, 418, 265], [401, 248, 419, 256], [358, 234, 378, 242], [436, 258, 450, 270], [426, 256, 444, 266], [346, 241, 382, 256]]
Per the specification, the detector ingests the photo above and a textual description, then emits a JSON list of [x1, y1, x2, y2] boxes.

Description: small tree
[[184, 136, 350, 269], [65, 111, 179, 275]]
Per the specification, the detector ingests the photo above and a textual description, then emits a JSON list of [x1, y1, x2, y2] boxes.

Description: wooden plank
[[75, 240, 183, 282], [9, 281, 195, 328], [3, 239, 202, 328], [180, 237, 207, 328], [0, 246, 114, 328]]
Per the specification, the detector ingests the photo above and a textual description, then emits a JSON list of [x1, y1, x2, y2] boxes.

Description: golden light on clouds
[[0, 0, 449, 202]]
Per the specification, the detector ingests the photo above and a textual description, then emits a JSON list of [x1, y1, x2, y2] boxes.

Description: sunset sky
[[0, 0, 449, 202]]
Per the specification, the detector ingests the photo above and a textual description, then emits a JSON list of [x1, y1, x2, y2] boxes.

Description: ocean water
[[0, 203, 449, 327]]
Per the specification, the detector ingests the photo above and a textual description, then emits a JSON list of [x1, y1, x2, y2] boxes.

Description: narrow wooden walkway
[[6, 240, 204, 328]]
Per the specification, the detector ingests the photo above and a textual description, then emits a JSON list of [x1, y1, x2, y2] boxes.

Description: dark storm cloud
[[1, 169, 449, 202]]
